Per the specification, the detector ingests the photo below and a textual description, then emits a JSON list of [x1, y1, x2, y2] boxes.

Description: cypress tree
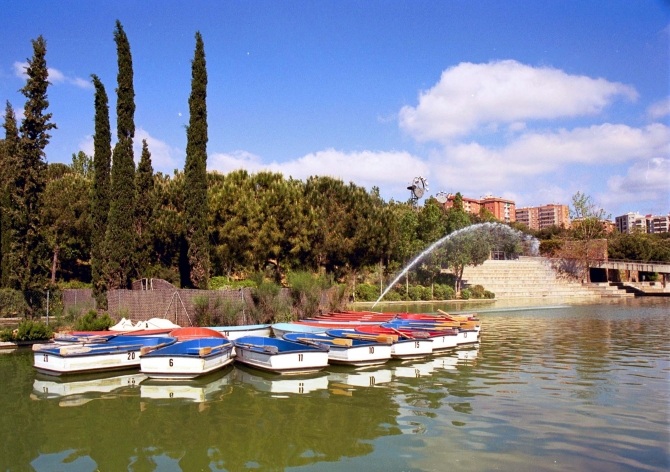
[[104, 21, 136, 290], [90, 75, 111, 305], [135, 139, 154, 278], [14, 36, 57, 291], [183, 31, 209, 289], [0, 102, 20, 287]]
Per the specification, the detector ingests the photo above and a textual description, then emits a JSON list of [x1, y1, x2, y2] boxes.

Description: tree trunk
[[50, 244, 59, 285], [379, 260, 383, 298]]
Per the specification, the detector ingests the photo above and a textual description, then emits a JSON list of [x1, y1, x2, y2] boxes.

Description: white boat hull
[[456, 329, 479, 345], [235, 347, 328, 374], [391, 339, 433, 359], [327, 344, 392, 366], [140, 348, 236, 380], [33, 348, 144, 375], [426, 334, 458, 350]]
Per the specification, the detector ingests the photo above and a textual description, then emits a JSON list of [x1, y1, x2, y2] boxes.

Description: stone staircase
[[583, 282, 635, 298], [460, 257, 628, 299]]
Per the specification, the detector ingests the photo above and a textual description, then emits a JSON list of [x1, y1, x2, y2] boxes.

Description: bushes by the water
[[469, 285, 495, 299], [355, 283, 379, 302], [288, 271, 330, 319], [433, 284, 455, 300], [0, 289, 27, 318], [251, 281, 291, 323], [381, 290, 402, 301], [73, 310, 113, 331], [0, 319, 54, 342]]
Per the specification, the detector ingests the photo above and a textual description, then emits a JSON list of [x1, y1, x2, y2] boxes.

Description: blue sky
[[1, 0, 668, 217]]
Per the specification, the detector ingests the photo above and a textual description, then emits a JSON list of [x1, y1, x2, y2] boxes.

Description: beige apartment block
[[515, 203, 570, 230], [616, 212, 670, 234]]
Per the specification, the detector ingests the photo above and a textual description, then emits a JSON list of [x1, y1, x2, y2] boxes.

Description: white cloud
[[78, 135, 94, 157], [13, 61, 92, 89], [12, 62, 27, 78], [77, 128, 184, 173], [429, 123, 670, 198], [603, 158, 670, 208], [134, 128, 183, 171], [647, 98, 670, 120], [208, 150, 266, 175], [208, 148, 429, 194], [507, 122, 526, 133], [399, 60, 638, 142]]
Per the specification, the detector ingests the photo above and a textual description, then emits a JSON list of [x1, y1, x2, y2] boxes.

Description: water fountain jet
[[371, 222, 538, 308]]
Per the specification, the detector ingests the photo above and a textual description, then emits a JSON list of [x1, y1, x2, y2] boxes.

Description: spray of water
[[371, 222, 538, 308]]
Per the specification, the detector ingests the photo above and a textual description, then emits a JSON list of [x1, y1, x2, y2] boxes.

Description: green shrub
[[382, 290, 402, 302], [484, 290, 495, 299], [193, 295, 212, 327], [288, 271, 328, 318], [58, 280, 92, 289], [210, 297, 246, 326], [355, 283, 379, 302], [0, 319, 54, 342], [460, 288, 471, 300], [470, 285, 486, 299], [251, 281, 290, 323], [210, 276, 257, 290], [420, 286, 433, 301], [0, 289, 27, 318], [407, 285, 423, 301], [73, 310, 113, 331], [433, 284, 455, 300]]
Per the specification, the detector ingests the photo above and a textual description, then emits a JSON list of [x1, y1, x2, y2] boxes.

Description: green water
[[1, 299, 668, 471]]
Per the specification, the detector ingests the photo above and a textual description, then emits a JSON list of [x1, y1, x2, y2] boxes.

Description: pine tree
[[13, 36, 57, 291], [135, 139, 154, 278], [183, 31, 209, 289], [1, 102, 20, 287], [90, 75, 111, 305], [104, 21, 136, 290]]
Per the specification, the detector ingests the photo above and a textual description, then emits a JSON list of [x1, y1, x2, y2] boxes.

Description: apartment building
[[443, 194, 481, 214], [615, 212, 647, 233], [443, 194, 515, 223], [515, 207, 538, 229], [481, 195, 516, 223], [649, 214, 670, 233], [614, 212, 669, 234], [515, 204, 570, 230]]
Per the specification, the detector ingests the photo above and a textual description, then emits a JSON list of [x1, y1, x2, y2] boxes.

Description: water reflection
[[235, 367, 330, 396], [31, 371, 146, 407], [328, 367, 393, 389], [2, 300, 668, 471], [140, 367, 234, 404]]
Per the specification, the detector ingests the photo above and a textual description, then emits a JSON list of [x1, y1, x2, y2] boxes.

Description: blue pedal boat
[[140, 337, 235, 380], [234, 336, 329, 374], [283, 332, 392, 366], [33, 336, 176, 376]]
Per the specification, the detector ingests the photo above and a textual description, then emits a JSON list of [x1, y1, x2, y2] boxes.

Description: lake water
[[1, 298, 668, 471]]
